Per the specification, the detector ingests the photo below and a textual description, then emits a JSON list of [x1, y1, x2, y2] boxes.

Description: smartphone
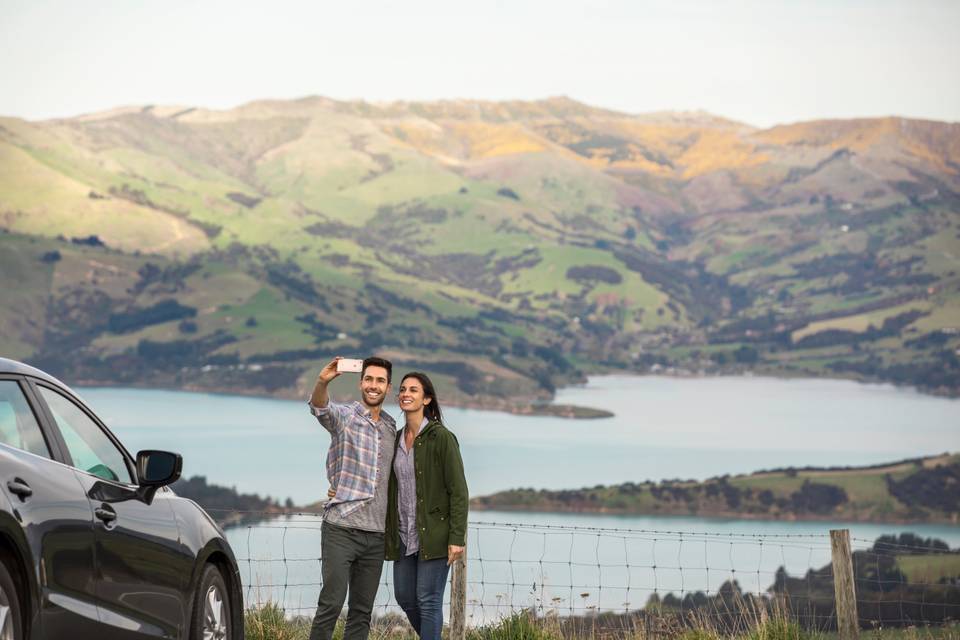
[[336, 358, 364, 373]]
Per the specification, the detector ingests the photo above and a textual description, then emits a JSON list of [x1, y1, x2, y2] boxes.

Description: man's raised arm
[[310, 357, 342, 408], [309, 357, 350, 434]]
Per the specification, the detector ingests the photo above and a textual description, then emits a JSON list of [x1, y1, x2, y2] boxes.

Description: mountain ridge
[[1, 95, 958, 406]]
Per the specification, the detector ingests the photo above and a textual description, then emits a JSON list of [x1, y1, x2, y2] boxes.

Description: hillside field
[[1, 98, 959, 409], [472, 453, 960, 523]]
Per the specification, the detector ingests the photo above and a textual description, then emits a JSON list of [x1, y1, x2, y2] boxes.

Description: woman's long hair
[[401, 371, 443, 424]]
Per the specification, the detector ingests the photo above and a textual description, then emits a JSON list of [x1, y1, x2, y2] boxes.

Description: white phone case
[[337, 358, 363, 373]]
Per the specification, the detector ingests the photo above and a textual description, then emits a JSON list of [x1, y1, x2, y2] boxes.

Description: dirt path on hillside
[[142, 215, 204, 254]]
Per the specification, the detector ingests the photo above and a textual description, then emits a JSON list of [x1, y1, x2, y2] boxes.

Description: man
[[308, 356, 397, 640]]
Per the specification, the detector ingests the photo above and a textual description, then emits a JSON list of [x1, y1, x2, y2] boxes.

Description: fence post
[[830, 529, 859, 640], [449, 549, 467, 640]]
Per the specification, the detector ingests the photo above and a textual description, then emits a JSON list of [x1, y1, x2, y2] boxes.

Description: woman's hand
[[447, 544, 465, 566], [327, 487, 336, 499]]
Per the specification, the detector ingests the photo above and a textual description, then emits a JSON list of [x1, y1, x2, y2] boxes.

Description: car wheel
[[0, 557, 22, 640], [191, 564, 231, 640]]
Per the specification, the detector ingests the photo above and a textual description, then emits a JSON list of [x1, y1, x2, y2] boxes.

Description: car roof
[[0, 357, 69, 389]]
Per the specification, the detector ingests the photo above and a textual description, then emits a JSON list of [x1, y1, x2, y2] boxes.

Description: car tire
[[0, 556, 23, 640], [191, 563, 231, 640]]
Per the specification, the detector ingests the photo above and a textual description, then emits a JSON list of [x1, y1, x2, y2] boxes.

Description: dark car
[[0, 358, 243, 639]]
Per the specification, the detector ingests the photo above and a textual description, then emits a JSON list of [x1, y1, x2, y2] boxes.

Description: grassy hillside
[[1, 97, 959, 406], [472, 453, 960, 523]]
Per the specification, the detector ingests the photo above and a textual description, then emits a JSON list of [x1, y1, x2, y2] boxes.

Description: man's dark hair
[[362, 357, 393, 383]]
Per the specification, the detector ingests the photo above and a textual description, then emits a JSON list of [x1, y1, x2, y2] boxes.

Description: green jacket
[[385, 420, 468, 561]]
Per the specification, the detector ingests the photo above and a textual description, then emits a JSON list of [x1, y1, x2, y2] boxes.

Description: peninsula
[[472, 453, 960, 524]]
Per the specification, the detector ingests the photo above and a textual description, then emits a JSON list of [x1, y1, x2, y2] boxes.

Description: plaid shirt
[[310, 400, 396, 519]]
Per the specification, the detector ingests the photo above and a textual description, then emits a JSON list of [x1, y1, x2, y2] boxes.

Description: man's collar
[[353, 401, 395, 425]]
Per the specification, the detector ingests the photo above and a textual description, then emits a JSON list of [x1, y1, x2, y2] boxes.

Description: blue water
[[81, 375, 960, 505], [75, 376, 960, 618]]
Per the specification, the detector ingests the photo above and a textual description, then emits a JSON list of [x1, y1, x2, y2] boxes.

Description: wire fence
[[218, 510, 960, 633]]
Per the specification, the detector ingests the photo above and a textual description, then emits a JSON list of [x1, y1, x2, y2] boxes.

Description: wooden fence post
[[449, 550, 467, 640], [830, 529, 859, 640]]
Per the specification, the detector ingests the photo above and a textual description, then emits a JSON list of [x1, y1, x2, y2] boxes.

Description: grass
[[897, 554, 960, 584], [4, 98, 960, 405], [730, 468, 895, 504], [709, 246, 772, 275], [0, 140, 209, 256], [243, 606, 960, 640], [0, 234, 55, 359], [791, 304, 930, 342], [469, 612, 561, 640], [244, 604, 415, 640], [480, 451, 955, 521]]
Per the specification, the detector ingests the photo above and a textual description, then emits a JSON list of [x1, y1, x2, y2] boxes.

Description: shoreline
[[72, 369, 956, 420], [469, 504, 960, 526], [470, 451, 959, 526], [574, 367, 959, 397], [72, 377, 616, 419], [222, 503, 959, 528]]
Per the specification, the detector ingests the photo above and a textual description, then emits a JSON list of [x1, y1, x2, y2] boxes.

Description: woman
[[385, 372, 468, 640]]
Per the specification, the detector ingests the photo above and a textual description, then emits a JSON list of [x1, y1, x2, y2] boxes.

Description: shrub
[[468, 612, 560, 640], [109, 299, 197, 334], [566, 265, 623, 285], [734, 345, 760, 364], [788, 480, 847, 514], [745, 617, 807, 640], [244, 603, 311, 640]]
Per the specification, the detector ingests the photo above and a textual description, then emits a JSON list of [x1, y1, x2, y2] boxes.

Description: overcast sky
[[2, 0, 958, 127]]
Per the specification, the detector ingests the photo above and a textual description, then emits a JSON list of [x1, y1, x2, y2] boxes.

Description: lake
[[82, 375, 960, 505], [80, 375, 960, 618]]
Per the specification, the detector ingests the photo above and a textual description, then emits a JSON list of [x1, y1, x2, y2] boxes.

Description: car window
[[37, 386, 133, 484], [0, 380, 52, 459]]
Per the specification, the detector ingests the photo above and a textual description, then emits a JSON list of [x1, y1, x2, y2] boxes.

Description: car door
[[0, 376, 103, 638], [32, 382, 190, 639]]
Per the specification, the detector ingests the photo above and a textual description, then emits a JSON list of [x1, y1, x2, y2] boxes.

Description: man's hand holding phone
[[311, 357, 364, 410], [336, 358, 363, 374], [318, 358, 343, 385]]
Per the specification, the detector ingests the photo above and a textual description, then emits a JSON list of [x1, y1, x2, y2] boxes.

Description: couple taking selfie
[[307, 356, 469, 640]]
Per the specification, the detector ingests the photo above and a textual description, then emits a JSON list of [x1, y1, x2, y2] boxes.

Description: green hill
[[1, 97, 959, 407], [472, 453, 960, 523]]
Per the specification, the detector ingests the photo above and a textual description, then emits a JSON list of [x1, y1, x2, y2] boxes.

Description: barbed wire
[[230, 513, 960, 631]]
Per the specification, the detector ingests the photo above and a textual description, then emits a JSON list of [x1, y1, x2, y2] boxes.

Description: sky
[[1, 0, 958, 127]]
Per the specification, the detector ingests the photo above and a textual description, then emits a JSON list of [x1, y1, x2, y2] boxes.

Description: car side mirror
[[136, 450, 182, 487]]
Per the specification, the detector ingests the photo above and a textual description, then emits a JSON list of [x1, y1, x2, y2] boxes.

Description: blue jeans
[[393, 542, 450, 640]]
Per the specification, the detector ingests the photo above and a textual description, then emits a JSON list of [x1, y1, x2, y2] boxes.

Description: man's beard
[[362, 391, 385, 408]]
